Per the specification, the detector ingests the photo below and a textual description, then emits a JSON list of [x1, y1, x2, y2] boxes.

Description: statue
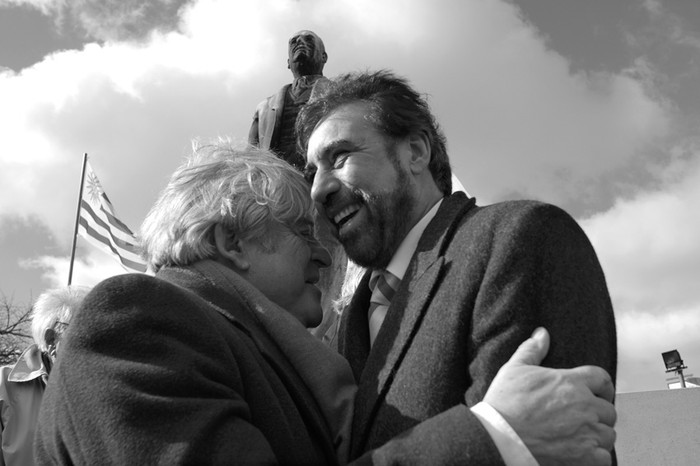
[[248, 30, 329, 170], [249, 30, 348, 344]]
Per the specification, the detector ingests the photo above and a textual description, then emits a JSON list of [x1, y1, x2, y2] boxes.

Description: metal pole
[[68, 153, 88, 285]]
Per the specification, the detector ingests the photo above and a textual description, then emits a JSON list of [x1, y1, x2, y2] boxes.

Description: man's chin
[[340, 236, 384, 269], [292, 53, 312, 64]]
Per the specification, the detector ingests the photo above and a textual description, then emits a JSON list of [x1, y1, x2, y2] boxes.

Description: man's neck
[[290, 62, 324, 79], [384, 197, 444, 280], [407, 183, 444, 234], [292, 74, 323, 84]]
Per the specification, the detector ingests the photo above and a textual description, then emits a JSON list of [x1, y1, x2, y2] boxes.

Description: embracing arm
[[485, 328, 616, 466], [350, 328, 616, 466], [465, 203, 616, 464]]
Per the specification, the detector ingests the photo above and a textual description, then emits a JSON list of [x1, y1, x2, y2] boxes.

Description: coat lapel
[[350, 193, 477, 452]]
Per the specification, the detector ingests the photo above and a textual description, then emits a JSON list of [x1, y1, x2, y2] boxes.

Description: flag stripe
[[77, 213, 143, 263], [78, 214, 143, 264], [77, 161, 147, 274], [78, 217, 147, 272], [99, 193, 136, 235], [80, 200, 140, 252]]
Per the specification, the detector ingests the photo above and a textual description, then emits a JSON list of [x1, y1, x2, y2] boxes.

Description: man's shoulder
[[476, 199, 558, 214], [437, 198, 580, 251], [461, 199, 573, 228]]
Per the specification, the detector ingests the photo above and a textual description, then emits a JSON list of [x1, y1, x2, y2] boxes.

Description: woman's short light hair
[[31, 285, 91, 351], [141, 140, 315, 272]]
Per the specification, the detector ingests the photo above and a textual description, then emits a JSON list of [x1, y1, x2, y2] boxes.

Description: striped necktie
[[368, 269, 401, 346]]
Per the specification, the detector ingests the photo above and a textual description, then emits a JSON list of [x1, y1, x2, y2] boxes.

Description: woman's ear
[[408, 132, 431, 174], [214, 224, 250, 271]]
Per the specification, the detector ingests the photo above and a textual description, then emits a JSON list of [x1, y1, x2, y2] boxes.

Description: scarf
[[192, 260, 355, 464]]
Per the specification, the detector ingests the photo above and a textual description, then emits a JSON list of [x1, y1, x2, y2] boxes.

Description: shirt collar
[[8, 344, 49, 384], [384, 198, 443, 281]]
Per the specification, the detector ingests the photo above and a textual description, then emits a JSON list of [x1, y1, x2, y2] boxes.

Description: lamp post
[[662, 349, 688, 388]]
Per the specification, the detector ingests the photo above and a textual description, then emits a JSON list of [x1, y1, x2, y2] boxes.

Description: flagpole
[[68, 153, 88, 285]]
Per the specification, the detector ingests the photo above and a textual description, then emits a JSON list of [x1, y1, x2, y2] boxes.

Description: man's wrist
[[471, 401, 539, 466]]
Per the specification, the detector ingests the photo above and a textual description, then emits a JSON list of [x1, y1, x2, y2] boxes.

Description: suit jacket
[[35, 266, 338, 465], [248, 77, 329, 151], [339, 193, 617, 464], [248, 84, 290, 151]]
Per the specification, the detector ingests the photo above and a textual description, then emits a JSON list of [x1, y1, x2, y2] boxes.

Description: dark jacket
[[339, 193, 617, 464], [35, 266, 337, 465]]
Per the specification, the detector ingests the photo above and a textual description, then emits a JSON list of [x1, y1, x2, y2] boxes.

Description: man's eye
[[332, 152, 349, 168]]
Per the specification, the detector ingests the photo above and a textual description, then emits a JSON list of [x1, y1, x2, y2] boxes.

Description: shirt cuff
[[471, 401, 539, 466]]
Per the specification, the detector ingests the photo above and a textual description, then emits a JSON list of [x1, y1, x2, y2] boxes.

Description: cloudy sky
[[1, 0, 698, 393]]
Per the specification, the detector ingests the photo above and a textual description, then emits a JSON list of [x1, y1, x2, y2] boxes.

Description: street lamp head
[[661, 349, 685, 372]]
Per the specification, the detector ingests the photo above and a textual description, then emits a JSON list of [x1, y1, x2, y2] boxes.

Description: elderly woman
[[35, 143, 355, 465]]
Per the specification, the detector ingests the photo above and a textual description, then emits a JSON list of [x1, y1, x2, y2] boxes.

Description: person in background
[[0, 285, 89, 466], [298, 69, 618, 465]]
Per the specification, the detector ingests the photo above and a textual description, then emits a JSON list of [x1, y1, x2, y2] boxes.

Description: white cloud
[[412, 1, 671, 206], [580, 144, 700, 392], [21, 247, 137, 289], [0, 0, 60, 14], [581, 150, 700, 312]]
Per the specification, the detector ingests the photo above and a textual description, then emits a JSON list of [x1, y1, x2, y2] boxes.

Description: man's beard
[[339, 166, 414, 269]]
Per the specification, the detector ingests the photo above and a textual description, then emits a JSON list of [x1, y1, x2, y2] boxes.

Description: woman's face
[[241, 221, 332, 328]]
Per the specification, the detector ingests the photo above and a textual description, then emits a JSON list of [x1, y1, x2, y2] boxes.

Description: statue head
[[287, 30, 327, 78]]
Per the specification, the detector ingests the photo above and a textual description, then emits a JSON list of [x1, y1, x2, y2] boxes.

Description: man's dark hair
[[296, 70, 452, 195]]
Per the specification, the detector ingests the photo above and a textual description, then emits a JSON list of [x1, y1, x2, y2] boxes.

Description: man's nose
[[310, 168, 339, 205]]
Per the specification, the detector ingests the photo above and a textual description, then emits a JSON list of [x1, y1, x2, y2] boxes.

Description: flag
[[77, 161, 147, 273]]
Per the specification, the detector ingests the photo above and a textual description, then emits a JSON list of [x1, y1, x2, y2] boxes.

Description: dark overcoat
[[35, 266, 338, 465]]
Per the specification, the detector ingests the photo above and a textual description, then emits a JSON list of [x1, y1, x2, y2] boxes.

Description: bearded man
[[298, 70, 618, 465]]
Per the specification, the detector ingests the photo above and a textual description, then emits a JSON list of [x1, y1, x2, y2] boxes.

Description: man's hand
[[484, 328, 616, 466]]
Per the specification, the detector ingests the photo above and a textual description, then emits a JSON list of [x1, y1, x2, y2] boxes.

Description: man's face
[[288, 30, 325, 69], [305, 102, 416, 269], [241, 220, 331, 328]]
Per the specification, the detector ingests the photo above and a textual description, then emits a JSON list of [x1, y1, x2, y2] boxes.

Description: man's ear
[[214, 224, 250, 271], [407, 132, 431, 174]]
